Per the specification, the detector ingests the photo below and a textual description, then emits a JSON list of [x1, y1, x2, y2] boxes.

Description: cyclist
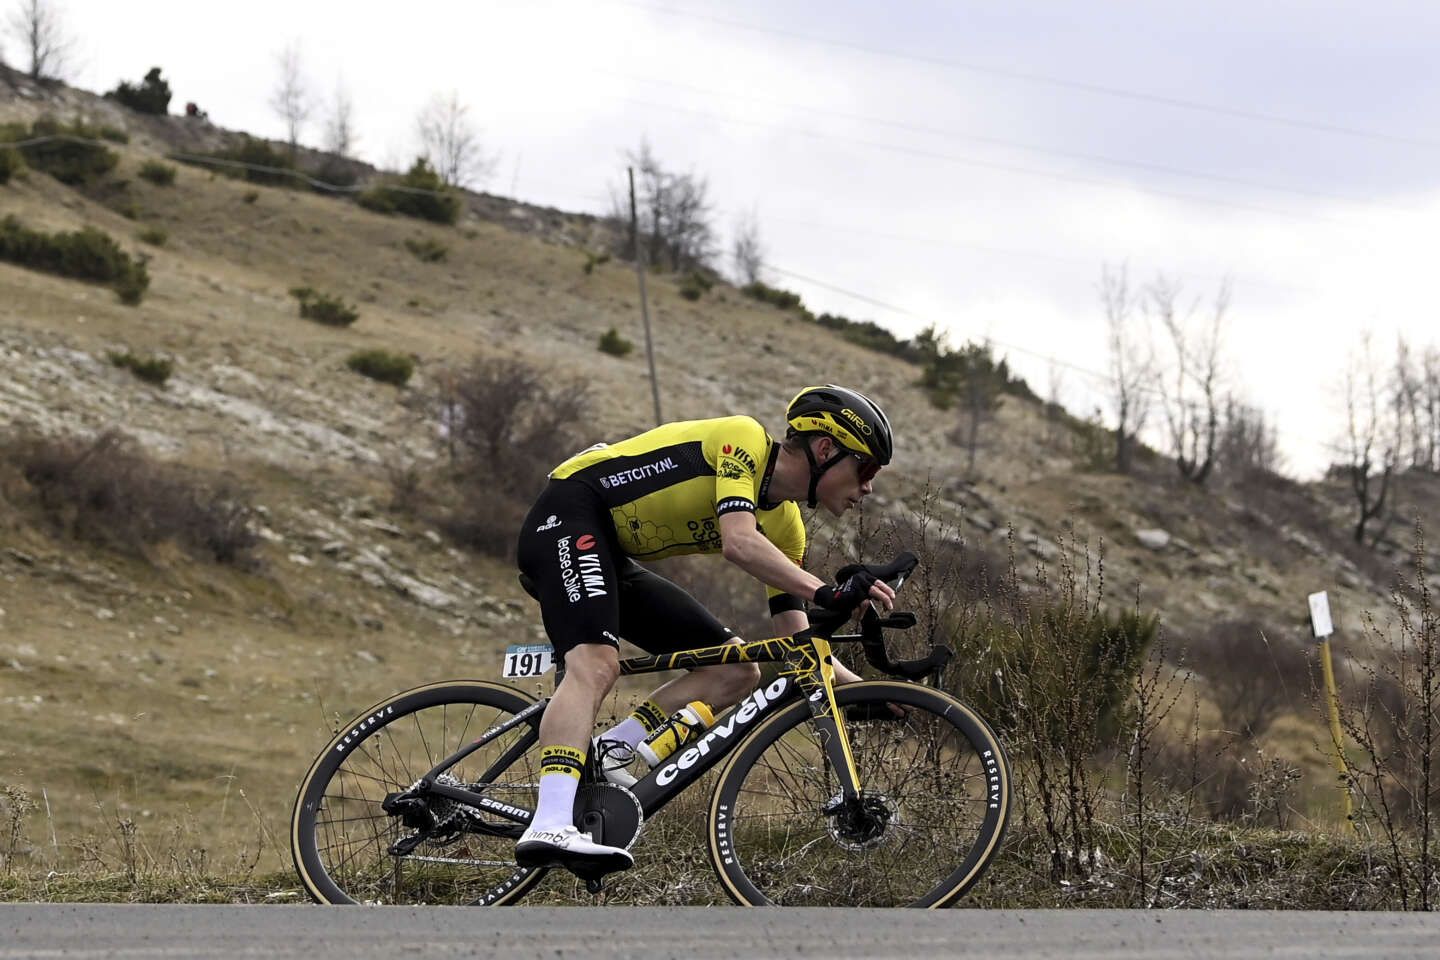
[[514, 385, 897, 873]]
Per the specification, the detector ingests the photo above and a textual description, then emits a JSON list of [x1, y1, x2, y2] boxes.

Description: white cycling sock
[[531, 771, 580, 831], [599, 716, 647, 750], [530, 745, 585, 832]]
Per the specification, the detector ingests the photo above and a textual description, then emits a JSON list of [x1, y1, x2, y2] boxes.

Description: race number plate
[[503, 643, 555, 679]]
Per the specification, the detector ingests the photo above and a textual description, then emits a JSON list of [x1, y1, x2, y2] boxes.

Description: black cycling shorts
[[515, 479, 734, 664]]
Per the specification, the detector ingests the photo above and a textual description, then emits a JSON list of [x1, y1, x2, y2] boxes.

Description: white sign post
[[1308, 590, 1352, 830], [1308, 591, 1334, 639]]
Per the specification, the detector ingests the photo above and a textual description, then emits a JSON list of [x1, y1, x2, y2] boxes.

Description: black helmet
[[786, 384, 893, 465], [785, 385, 893, 508]]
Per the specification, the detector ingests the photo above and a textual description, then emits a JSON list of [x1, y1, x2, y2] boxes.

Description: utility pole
[[1309, 590, 1354, 831], [629, 166, 662, 426]]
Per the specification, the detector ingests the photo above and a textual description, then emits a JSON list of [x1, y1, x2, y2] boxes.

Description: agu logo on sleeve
[[577, 534, 596, 550]]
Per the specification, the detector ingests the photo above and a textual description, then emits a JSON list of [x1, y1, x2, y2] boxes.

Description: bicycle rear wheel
[[291, 680, 548, 905], [707, 680, 1008, 907]]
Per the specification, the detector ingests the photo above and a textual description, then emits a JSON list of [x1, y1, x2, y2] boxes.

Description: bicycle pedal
[[584, 875, 605, 895]]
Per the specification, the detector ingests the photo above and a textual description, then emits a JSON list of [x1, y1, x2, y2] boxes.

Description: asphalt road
[[3, 905, 1438, 959]]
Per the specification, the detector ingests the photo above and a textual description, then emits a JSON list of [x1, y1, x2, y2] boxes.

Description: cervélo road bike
[[289, 553, 1010, 907]]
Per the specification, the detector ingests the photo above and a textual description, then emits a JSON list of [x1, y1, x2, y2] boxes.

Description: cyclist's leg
[[515, 483, 633, 868], [615, 561, 761, 717]]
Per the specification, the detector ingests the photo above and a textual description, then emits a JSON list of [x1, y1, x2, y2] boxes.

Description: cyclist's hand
[[813, 569, 880, 613]]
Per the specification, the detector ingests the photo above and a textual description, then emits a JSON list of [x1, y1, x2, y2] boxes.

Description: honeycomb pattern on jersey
[[616, 503, 675, 554]]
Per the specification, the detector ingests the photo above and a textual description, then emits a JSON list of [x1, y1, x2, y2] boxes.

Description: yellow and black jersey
[[550, 416, 805, 602]]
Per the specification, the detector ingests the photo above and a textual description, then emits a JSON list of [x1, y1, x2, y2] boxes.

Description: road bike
[[290, 553, 1010, 907]]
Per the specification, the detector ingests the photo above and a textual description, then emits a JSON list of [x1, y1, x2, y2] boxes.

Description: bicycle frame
[[408, 631, 866, 829]]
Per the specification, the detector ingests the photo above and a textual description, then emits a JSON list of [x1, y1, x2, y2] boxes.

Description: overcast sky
[[40, 0, 1440, 477]]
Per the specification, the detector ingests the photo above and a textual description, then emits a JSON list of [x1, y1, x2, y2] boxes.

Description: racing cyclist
[[514, 385, 897, 873]]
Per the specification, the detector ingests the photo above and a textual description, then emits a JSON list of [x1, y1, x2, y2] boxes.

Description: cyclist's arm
[[718, 510, 825, 599]]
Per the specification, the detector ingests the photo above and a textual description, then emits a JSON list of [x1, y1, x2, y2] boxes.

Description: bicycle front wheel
[[707, 680, 1009, 907], [291, 680, 548, 905]]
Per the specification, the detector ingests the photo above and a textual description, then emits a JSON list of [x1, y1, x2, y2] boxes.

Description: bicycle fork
[[789, 636, 864, 802]]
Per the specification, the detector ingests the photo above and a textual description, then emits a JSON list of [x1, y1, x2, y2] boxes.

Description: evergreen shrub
[[346, 349, 414, 386], [0, 216, 149, 304], [289, 286, 358, 327]]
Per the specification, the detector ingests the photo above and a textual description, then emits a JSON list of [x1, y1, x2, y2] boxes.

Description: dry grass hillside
[[2, 72, 1437, 896]]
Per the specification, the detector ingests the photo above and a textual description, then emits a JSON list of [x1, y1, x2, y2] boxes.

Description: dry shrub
[[428, 357, 589, 559], [1194, 619, 1314, 740], [1337, 522, 1438, 909], [2, 429, 259, 565]]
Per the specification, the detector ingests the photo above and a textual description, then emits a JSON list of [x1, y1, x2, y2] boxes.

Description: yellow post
[[1318, 638, 1354, 830]]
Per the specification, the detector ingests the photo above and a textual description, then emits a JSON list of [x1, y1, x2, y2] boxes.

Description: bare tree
[[1100, 264, 1154, 474], [920, 335, 1008, 477], [1217, 396, 1281, 479], [1423, 346, 1440, 472], [322, 80, 357, 157], [731, 207, 765, 285], [7, 0, 74, 81], [269, 40, 311, 155], [611, 139, 716, 272], [1393, 336, 1430, 472], [1045, 362, 1067, 448], [1150, 274, 1229, 485], [416, 91, 495, 189], [1341, 333, 1398, 545]]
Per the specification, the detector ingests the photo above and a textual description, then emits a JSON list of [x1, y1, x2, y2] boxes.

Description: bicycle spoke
[[711, 684, 1008, 907], [293, 684, 548, 905]]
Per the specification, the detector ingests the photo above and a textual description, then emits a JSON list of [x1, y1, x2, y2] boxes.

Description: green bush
[[137, 227, 167, 246], [98, 127, 130, 145], [741, 281, 808, 313], [950, 590, 1160, 745], [0, 216, 149, 304], [108, 350, 172, 386], [346, 349, 414, 387], [107, 68, 172, 116], [582, 251, 610, 275], [1, 117, 119, 186], [309, 157, 360, 194], [0, 146, 22, 184], [403, 236, 448, 263], [289, 286, 358, 327], [598, 327, 634, 357], [678, 271, 713, 301], [180, 136, 296, 187], [113, 260, 151, 305], [241, 190, 259, 204], [358, 158, 460, 225], [138, 161, 176, 186]]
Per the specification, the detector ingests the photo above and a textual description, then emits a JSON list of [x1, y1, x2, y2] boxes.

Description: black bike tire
[[291, 679, 550, 906], [706, 680, 1009, 908]]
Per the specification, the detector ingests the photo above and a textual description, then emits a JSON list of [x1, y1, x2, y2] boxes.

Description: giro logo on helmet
[[840, 408, 873, 436]]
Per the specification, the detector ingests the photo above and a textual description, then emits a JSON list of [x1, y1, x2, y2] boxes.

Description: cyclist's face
[[817, 441, 879, 516]]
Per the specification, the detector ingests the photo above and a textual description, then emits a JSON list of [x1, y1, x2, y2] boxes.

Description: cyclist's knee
[[711, 661, 761, 705], [561, 643, 621, 692]]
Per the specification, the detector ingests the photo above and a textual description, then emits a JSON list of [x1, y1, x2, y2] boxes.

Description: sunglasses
[[852, 453, 881, 482]]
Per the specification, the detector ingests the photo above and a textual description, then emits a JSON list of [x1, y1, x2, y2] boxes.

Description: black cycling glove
[[812, 568, 879, 613]]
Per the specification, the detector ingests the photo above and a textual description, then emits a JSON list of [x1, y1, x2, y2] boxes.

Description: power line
[[594, 68, 1419, 215], [764, 263, 1124, 390], [760, 213, 1319, 299], [619, 95, 1360, 227], [601, 0, 1440, 150]]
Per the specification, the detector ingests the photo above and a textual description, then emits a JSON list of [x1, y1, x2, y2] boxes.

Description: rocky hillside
[[2, 72, 1435, 867]]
